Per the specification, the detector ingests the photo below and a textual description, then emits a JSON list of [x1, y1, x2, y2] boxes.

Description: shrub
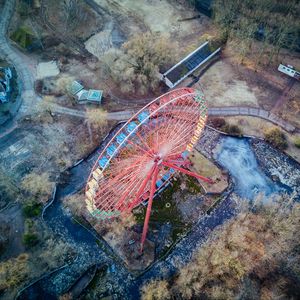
[[221, 124, 242, 136], [141, 280, 170, 300], [23, 202, 42, 218], [21, 172, 53, 203], [294, 137, 300, 148], [0, 253, 29, 290], [264, 128, 288, 150], [209, 117, 226, 128], [22, 233, 39, 248]]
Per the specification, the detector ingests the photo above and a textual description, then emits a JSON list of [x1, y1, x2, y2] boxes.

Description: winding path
[[0, 0, 296, 135], [0, 0, 39, 118]]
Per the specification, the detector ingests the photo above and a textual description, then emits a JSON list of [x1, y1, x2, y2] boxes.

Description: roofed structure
[[70, 80, 103, 104], [160, 41, 221, 88]]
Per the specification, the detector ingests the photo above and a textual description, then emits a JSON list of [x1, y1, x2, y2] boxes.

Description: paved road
[[0, 0, 39, 118]]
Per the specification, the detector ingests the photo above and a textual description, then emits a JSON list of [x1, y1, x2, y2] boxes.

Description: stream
[[18, 134, 297, 299], [215, 137, 287, 200]]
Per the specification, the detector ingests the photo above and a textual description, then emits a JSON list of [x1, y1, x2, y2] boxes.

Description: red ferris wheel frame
[[85, 87, 212, 253]]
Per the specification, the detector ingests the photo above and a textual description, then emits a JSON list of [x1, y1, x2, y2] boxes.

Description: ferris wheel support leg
[[140, 164, 159, 254], [162, 161, 214, 184], [127, 164, 157, 212]]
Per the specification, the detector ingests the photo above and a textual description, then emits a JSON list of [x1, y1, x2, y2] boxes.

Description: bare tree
[[103, 32, 176, 94]]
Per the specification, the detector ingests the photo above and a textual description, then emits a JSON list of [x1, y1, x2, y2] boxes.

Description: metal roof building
[[161, 42, 220, 88]]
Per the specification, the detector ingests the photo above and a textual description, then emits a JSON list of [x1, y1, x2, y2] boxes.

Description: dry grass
[[189, 150, 228, 193]]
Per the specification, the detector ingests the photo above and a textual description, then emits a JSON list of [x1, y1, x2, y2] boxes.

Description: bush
[[209, 117, 226, 129], [21, 172, 53, 203], [0, 253, 29, 290], [22, 233, 38, 248], [294, 137, 300, 148], [221, 124, 242, 136], [23, 202, 42, 218], [264, 128, 288, 150]]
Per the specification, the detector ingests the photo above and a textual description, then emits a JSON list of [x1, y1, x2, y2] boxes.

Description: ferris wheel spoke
[[164, 122, 196, 154], [105, 156, 148, 185], [126, 139, 153, 158], [162, 161, 213, 183], [134, 131, 155, 155], [140, 163, 159, 253], [98, 170, 144, 210], [127, 163, 157, 211], [96, 159, 148, 203], [156, 103, 198, 152]]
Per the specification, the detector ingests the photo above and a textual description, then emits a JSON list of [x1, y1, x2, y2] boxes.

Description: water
[[215, 137, 282, 200]]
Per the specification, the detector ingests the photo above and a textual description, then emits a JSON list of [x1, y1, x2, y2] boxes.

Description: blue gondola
[[137, 111, 150, 123], [126, 121, 137, 134], [181, 150, 189, 159], [163, 172, 171, 181], [99, 156, 109, 169], [116, 132, 127, 145], [107, 144, 117, 157], [156, 179, 163, 188]]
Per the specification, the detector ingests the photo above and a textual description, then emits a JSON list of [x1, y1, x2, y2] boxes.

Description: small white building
[[278, 64, 300, 81]]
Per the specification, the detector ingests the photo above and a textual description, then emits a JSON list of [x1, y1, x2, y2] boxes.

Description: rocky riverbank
[[251, 139, 300, 197]]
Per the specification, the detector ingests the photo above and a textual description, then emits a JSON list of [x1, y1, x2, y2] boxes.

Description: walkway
[[51, 104, 135, 121], [51, 104, 296, 132], [0, 0, 39, 117], [208, 106, 296, 133]]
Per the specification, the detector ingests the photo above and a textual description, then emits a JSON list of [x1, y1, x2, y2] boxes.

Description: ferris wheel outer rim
[[85, 87, 208, 214], [86, 87, 201, 185]]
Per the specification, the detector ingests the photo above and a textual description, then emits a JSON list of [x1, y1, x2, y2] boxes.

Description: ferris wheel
[[85, 87, 212, 252]]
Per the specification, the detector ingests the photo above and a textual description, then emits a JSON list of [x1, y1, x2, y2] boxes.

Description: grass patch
[[186, 176, 203, 194], [23, 201, 42, 218], [22, 233, 38, 248], [10, 26, 34, 49], [294, 137, 300, 149], [133, 178, 192, 247]]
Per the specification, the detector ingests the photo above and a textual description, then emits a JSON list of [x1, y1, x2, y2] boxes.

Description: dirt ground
[[86, 0, 213, 59], [197, 60, 260, 107], [189, 149, 228, 193]]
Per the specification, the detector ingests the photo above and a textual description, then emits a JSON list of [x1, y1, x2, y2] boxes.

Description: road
[[0, 0, 40, 118]]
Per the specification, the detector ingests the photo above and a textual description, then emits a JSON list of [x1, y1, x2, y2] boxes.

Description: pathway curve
[[0, 0, 40, 119]]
